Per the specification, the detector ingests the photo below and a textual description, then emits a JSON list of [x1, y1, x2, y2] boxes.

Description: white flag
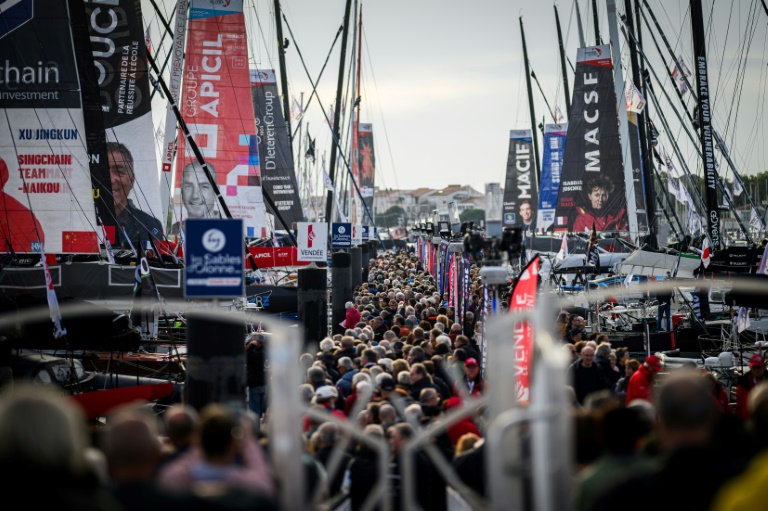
[[736, 307, 751, 333], [554, 105, 565, 123], [668, 175, 684, 204], [328, 104, 335, 129], [660, 145, 682, 179], [623, 273, 634, 287], [721, 179, 733, 204], [291, 97, 304, 121], [624, 78, 646, 113], [733, 179, 743, 196], [556, 234, 568, 261], [758, 243, 768, 275], [680, 184, 695, 207], [322, 167, 334, 191], [40, 244, 67, 339], [750, 207, 764, 231], [671, 57, 692, 95]]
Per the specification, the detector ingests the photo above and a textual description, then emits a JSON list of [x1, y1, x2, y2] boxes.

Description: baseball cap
[[750, 354, 765, 367], [379, 375, 396, 392], [465, 357, 479, 367], [312, 385, 338, 404], [645, 355, 663, 372], [570, 327, 583, 337]]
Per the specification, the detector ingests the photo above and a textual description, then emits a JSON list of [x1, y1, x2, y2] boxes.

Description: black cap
[[379, 375, 396, 392]]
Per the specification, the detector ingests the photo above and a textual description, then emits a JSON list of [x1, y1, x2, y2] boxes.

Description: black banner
[[627, 112, 648, 233], [554, 45, 628, 234], [503, 130, 537, 236], [358, 123, 375, 212], [250, 70, 305, 226], [690, 0, 720, 248]]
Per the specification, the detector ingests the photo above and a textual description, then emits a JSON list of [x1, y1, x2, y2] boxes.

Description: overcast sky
[[146, 0, 768, 197]]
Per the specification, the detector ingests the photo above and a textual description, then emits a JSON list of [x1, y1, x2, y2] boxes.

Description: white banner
[[297, 222, 328, 262], [351, 224, 363, 246]]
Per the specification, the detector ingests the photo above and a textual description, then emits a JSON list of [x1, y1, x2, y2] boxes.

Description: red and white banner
[[246, 247, 311, 268], [296, 222, 328, 262], [510, 255, 540, 403], [174, 0, 266, 239]]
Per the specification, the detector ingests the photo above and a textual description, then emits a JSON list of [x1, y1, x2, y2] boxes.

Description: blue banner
[[537, 123, 568, 232]]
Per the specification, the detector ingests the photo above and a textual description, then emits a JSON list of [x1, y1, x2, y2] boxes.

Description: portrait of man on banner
[[170, 161, 221, 235]]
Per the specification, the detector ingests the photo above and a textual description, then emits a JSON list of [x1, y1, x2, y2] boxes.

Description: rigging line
[[248, 0, 278, 70], [147, 0, 179, 102], [362, 26, 400, 194], [529, 69, 556, 121], [282, 16, 344, 140]]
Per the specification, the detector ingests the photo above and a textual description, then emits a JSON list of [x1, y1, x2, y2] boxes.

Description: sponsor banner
[[331, 222, 352, 249], [509, 254, 540, 403], [352, 224, 363, 246], [362, 225, 371, 241], [83, 0, 163, 243], [297, 221, 327, 262], [627, 112, 648, 233], [0, 0, 99, 253], [537, 123, 567, 232], [159, 0, 189, 225], [250, 69, 304, 225], [357, 123, 375, 212], [174, 0, 267, 239], [554, 45, 628, 234], [184, 218, 244, 298], [246, 246, 310, 268], [502, 129, 537, 236]]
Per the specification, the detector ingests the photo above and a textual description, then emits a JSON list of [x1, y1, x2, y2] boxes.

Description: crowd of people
[[3, 247, 768, 511]]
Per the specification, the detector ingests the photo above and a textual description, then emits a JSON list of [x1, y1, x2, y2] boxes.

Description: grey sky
[[146, 0, 768, 199]]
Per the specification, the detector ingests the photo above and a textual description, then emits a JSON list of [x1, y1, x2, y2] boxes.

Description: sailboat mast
[[274, 0, 294, 154], [519, 17, 541, 188], [324, 0, 353, 224], [689, 0, 720, 249], [624, 0, 657, 248], [554, 5, 571, 115], [606, 0, 639, 240], [574, 0, 587, 47], [592, 0, 602, 44], [350, 2, 362, 224]]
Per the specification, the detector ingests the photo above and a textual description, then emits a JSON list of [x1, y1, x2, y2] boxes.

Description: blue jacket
[[336, 368, 359, 398]]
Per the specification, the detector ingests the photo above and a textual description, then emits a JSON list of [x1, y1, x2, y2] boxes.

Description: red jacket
[[573, 207, 628, 233], [626, 364, 654, 403], [735, 373, 765, 420], [344, 307, 361, 329]]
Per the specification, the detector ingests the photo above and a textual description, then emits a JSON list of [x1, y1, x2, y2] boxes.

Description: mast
[[606, 0, 639, 240], [554, 5, 571, 115], [592, 0, 602, 44], [350, 1, 362, 224], [519, 17, 542, 188], [274, 0, 294, 155], [624, 0, 657, 248], [690, 0, 720, 249], [324, 0, 353, 224], [574, 0, 587, 47]]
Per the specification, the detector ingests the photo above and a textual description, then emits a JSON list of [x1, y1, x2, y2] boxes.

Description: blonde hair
[[454, 432, 480, 456]]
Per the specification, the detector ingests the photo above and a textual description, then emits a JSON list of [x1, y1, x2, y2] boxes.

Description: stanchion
[[350, 246, 362, 287], [331, 251, 352, 335], [186, 310, 246, 412], [298, 264, 328, 350]]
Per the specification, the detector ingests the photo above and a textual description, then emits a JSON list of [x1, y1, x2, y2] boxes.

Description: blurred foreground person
[[0, 384, 121, 511]]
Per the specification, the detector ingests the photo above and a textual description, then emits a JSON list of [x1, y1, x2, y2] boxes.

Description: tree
[[460, 208, 485, 224]]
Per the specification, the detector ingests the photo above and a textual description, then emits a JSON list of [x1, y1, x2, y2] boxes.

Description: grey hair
[[338, 356, 354, 371], [436, 335, 452, 346], [307, 366, 326, 385], [404, 403, 424, 424], [319, 337, 335, 352], [345, 301, 354, 309], [352, 372, 371, 386], [596, 342, 612, 358]]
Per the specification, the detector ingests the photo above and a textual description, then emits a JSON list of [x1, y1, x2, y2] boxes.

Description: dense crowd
[[3, 248, 768, 511]]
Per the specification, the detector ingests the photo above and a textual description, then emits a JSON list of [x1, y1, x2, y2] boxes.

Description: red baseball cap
[[645, 355, 663, 372], [750, 354, 765, 368], [465, 357, 479, 367]]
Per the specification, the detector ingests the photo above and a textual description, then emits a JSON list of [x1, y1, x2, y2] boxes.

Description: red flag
[[61, 231, 99, 253], [509, 254, 540, 403]]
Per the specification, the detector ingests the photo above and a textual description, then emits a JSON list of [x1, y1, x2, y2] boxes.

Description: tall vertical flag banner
[[556, 234, 569, 261], [0, 0, 99, 253], [502, 130, 537, 235], [627, 111, 648, 234], [84, 0, 164, 244], [510, 254, 540, 403], [554, 46, 629, 234], [250, 69, 305, 225], [175, 0, 267, 239], [40, 243, 67, 339], [357, 123, 376, 214], [159, 0, 190, 225], [537, 124, 567, 231]]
